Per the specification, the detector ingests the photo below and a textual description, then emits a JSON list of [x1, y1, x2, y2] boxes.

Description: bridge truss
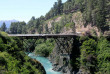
[[8, 34, 78, 54]]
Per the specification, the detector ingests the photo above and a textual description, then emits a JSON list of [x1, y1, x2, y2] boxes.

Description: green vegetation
[[0, 31, 45, 74], [22, 39, 55, 57], [80, 38, 97, 73], [71, 36, 110, 73], [0, 22, 7, 32], [96, 37, 110, 73], [65, 23, 72, 27], [9, 22, 26, 34], [65, 22, 75, 29], [34, 39, 55, 57], [45, 0, 110, 33]]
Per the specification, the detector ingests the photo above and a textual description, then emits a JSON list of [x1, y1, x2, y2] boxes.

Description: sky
[[0, 0, 67, 22]]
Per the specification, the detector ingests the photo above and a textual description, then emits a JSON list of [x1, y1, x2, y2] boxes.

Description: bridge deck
[[8, 34, 78, 38]]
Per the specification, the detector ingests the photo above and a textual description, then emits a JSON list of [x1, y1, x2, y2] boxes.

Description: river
[[28, 53, 61, 74]]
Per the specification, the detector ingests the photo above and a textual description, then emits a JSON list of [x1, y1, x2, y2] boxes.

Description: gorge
[[0, 0, 110, 73]]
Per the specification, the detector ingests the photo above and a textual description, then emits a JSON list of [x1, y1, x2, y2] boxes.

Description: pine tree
[[0, 22, 7, 32], [45, 24, 49, 34], [96, 0, 107, 32], [57, 0, 63, 15], [53, 2, 58, 16]]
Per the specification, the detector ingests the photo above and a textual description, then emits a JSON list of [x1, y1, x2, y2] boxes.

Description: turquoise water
[[28, 53, 61, 74]]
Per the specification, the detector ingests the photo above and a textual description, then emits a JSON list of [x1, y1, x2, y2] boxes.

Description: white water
[[28, 53, 61, 74]]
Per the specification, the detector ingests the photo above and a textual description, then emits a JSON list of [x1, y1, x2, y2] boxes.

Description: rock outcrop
[[49, 41, 73, 74]]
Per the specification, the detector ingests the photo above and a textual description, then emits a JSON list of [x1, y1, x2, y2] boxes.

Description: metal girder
[[15, 35, 76, 54], [54, 37, 74, 55], [21, 38, 37, 52]]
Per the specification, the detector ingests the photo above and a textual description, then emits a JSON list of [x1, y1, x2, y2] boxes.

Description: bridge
[[8, 34, 78, 38], [8, 34, 78, 54]]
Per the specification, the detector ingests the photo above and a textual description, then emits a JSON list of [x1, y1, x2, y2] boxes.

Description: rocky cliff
[[49, 36, 80, 74]]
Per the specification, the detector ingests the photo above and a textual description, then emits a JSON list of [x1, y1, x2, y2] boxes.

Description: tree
[[57, 0, 63, 14], [75, 0, 85, 12], [95, 0, 107, 32], [10, 22, 18, 34], [84, 0, 93, 23], [45, 24, 49, 34], [0, 38, 6, 51], [1, 22, 7, 32], [10, 22, 26, 34], [53, 2, 58, 16], [34, 18, 40, 29], [97, 37, 110, 73], [31, 16, 35, 21], [80, 38, 97, 73], [38, 25, 43, 34], [21, 22, 26, 34], [67, 0, 71, 2], [55, 24, 61, 34]]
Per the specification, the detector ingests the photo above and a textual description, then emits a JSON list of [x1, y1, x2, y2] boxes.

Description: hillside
[[42, 11, 100, 36], [0, 32, 46, 74], [7, 0, 110, 36]]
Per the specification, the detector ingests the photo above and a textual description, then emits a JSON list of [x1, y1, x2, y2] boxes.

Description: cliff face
[[49, 43, 72, 73], [49, 37, 80, 74]]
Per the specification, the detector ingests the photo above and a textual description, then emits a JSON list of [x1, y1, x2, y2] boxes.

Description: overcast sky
[[0, 0, 67, 22]]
